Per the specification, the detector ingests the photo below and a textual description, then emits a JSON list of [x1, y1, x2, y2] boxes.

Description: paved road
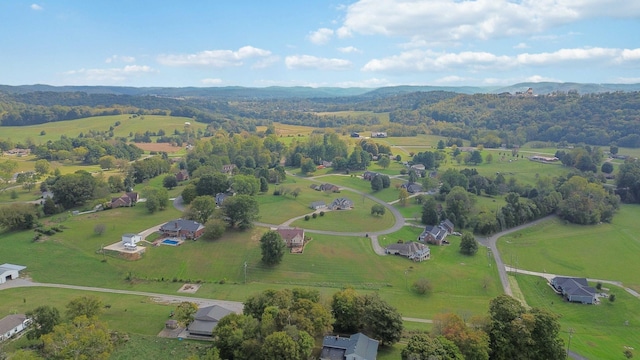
[[476, 215, 557, 296], [0, 278, 244, 313], [0, 278, 431, 324]]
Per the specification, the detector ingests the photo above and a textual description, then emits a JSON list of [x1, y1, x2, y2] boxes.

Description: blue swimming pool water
[[162, 239, 179, 246]]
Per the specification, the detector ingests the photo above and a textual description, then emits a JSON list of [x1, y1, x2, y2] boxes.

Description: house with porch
[[176, 169, 190, 182], [159, 219, 205, 240], [276, 227, 305, 249], [551, 277, 596, 304], [329, 198, 354, 210], [0, 314, 30, 342], [385, 242, 430, 262], [110, 192, 138, 208], [320, 333, 379, 360]]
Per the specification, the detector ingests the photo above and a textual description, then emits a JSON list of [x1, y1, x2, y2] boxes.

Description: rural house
[[159, 219, 205, 240], [362, 171, 379, 181], [320, 333, 379, 360], [418, 220, 454, 245], [121, 233, 141, 250], [221, 164, 237, 174], [276, 227, 305, 249], [0, 264, 26, 284], [329, 198, 354, 210], [310, 201, 326, 210], [551, 277, 596, 304], [385, 242, 430, 262], [110, 192, 138, 208], [401, 182, 423, 194], [320, 183, 340, 192], [187, 305, 234, 337], [175, 169, 189, 182], [0, 314, 30, 342], [215, 192, 229, 206]]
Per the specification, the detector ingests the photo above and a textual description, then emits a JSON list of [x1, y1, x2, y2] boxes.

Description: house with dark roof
[[385, 242, 430, 262], [215, 192, 229, 206], [187, 305, 234, 337], [401, 182, 423, 194], [0, 264, 26, 284], [176, 169, 190, 182], [551, 277, 596, 304], [320, 183, 340, 192], [329, 198, 354, 210], [320, 333, 379, 360], [159, 219, 205, 240], [362, 171, 379, 181], [0, 314, 30, 342], [418, 220, 453, 246], [110, 192, 138, 208]]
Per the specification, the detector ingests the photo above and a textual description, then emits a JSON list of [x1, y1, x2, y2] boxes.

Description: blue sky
[[1, 0, 639, 88]]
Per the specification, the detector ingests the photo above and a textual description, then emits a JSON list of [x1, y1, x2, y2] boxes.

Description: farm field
[[515, 274, 640, 360], [0, 114, 205, 145], [497, 205, 640, 292]]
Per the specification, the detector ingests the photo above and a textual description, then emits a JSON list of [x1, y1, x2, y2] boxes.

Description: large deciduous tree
[[65, 295, 103, 320], [459, 232, 479, 255], [421, 197, 439, 225], [174, 302, 199, 327], [232, 175, 260, 196], [184, 195, 217, 224], [51, 171, 97, 209], [0, 203, 39, 230], [26, 306, 61, 340], [42, 316, 113, 360], [445, 186, 473, 228], [361, 294, 403, 346], [260, 231, 286, 265], [222, 194, 259, 229]]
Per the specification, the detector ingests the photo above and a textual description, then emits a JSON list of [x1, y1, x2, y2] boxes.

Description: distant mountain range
[[1, 82, 639, 99]]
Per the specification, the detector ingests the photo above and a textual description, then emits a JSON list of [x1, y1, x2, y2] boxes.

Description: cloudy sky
[[1, 0, 639, 88]]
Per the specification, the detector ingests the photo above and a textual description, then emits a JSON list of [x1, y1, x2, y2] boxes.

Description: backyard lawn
[[516, 274, 640, 360], [497, 205, 640, 292]]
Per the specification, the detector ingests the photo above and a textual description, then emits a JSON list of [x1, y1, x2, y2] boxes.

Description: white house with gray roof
[[320, 333, 379, 360], [0, 314, 30, 342]]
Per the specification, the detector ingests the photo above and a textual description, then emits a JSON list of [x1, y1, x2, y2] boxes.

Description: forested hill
[[2, 85, 640, 147]]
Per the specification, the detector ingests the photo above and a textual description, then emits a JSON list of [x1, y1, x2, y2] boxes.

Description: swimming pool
[[161, 239, 180, 246]]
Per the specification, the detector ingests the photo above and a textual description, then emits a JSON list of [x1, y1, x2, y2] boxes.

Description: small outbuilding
[[0, 264, 26, 284]]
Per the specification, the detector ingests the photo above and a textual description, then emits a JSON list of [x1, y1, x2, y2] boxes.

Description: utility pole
[[244, 261, 247, 284], [566, 328, 574, 359]]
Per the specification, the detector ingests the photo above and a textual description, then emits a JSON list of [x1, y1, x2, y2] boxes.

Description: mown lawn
[[1, 114, 206, 145], [317, 174, 405, 203], [289, 197, 395, 232], [497, 205, 640, 292], [516, 274, 640, 360]]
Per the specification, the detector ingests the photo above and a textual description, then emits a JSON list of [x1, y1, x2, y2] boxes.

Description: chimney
[[174, 222, 178, 229]]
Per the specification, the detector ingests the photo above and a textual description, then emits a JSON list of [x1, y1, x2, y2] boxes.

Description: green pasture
[[314, 110, 390, 125], [289, 197, 395, 232], [314, 174, 404, 203], [497, 205, 640, 292], [0, 114, 206, 145], [377, 227, 424, 247], [379, 135, 450, 147], [515, 274, 640, 360]]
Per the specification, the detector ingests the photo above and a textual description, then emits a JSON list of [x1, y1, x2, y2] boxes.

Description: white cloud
[[337, 0, 640, 42], [308, 28, 334, 45], [30, 4, 43, 11], [612, 77, 640, 84], [105, 55, 136, 64], [157, 46, 272, 67], [514, 42, 529, 49], [517, 47, 619, 65], [201, 78, 223, 85], [337, 46, 361, 54], [64, 65, 155, 83], [363, 47, 640, 73], [285, 55, 352, 70]]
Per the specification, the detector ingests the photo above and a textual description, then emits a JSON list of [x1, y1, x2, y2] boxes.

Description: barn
[[0, 264, 26, 284]]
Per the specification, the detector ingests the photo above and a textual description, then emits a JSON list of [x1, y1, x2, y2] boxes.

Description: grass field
[[1, 114, 207, 145], [314, 174, 405, 203], [515, 274, 640, 359], [497, 205, 640, 292]]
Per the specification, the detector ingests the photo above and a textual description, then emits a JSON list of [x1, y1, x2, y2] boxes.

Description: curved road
[[476, 215, 556, 296]]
